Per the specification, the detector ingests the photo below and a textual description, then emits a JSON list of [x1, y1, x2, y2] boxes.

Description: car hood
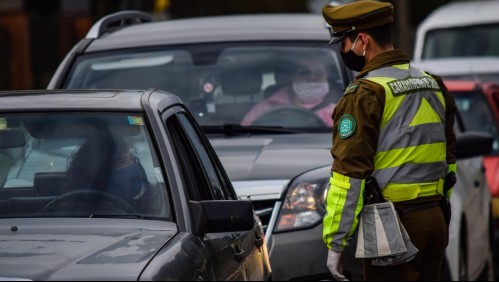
[[209, 132, 333, 196], [0, 218, 177, 281]]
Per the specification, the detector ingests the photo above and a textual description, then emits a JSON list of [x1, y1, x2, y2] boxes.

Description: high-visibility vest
[[323, 63, 454, 251], [363, 63, 448, 202]]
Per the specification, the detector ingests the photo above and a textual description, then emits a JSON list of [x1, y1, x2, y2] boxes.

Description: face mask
[[340, 36, 366, 72], [292, 82, 329, 104], [108, 163, 144, 199]]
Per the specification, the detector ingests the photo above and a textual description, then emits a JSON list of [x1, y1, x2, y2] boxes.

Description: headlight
[[274, 174, 329, 232]]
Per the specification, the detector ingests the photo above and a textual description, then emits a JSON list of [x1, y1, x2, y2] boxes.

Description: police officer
[[321, 1, 457, 280]]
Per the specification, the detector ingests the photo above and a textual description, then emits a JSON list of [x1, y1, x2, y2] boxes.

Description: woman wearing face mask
[[241, 56, 335, 127]]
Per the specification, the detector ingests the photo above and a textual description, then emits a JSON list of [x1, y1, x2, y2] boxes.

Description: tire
[[459, 229, 469, 281]]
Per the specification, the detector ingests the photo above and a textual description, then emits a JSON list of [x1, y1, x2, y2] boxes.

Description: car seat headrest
[[220, 62, 262, 96]]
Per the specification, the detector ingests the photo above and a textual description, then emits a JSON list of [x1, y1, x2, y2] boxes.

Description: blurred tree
[[90, 0, 154, 21]]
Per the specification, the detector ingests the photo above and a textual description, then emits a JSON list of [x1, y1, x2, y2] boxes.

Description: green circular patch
[[338, 114, 356, 139]]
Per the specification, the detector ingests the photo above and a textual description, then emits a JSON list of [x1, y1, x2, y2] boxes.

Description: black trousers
[[363, 204, 448, 281]]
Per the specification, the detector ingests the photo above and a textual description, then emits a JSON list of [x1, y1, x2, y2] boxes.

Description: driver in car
[[65, 127, 146, 205], [241, 55, 336, 127]]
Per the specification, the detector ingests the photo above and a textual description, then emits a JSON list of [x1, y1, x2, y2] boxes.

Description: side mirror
[[455, 131, 493, 159], [189, 200, 254, 235]]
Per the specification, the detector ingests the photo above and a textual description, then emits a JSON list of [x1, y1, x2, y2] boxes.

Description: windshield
[[454, 92, 499, 155], [422, 23, 499, 59], [0, 113, 171, 219], [63, 43, 346, 131]]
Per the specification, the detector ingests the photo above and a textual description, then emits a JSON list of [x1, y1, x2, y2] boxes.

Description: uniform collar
[[355, 49, 410, 79]]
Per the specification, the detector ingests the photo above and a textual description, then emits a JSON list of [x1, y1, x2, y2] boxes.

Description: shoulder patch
[[338, 114, 356, 139]]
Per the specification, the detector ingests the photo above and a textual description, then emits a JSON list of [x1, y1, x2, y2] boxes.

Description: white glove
[[327, 249, 349, 281]]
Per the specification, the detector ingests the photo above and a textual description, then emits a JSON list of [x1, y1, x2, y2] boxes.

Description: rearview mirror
[[455, 131, 493, 159], [0, 129, 25, 148]]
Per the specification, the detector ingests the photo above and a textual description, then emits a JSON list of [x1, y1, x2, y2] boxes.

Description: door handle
[[255, 236, 264, 248], [234, 248, 245, 262]]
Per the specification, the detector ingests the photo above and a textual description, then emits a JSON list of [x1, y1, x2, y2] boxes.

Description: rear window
[[422, 23, 499, 59], [453, 92, 499, 155]]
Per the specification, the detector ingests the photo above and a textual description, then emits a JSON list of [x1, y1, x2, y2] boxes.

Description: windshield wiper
[[202, 123, 301, 135]]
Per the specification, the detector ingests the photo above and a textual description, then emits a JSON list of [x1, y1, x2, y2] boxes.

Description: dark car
[[48, 11, 355, 280], [0, 89, 272, 281]]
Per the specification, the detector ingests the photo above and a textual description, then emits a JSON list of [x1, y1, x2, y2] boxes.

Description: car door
[[164, 107, 266, 280]]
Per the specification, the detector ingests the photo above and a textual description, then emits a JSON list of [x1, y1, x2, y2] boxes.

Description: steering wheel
[[42, 189, 137, 214], [252, 105, 328, 128]]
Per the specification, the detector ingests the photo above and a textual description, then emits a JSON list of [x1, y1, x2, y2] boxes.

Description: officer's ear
[[359, 33, 369, 48], [357, 33, 369, 53]]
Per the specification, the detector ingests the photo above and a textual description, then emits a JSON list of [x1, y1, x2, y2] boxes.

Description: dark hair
[[66, 124, 130, 191], [347, 23, 392, 47], [67, 137, 115, 190]]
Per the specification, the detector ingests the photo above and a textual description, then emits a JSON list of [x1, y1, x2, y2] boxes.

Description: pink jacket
[[241, 86, 335, 127]]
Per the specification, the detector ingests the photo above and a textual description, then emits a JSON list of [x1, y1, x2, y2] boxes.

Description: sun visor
[[18, 116, 141, 139]]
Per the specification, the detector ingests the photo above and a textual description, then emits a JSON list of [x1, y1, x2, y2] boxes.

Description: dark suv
[[48, 11, 355, 280]]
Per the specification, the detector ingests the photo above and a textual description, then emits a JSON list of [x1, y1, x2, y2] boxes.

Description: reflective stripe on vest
[[364, 64, 447, 202], [323, 172, 364, 251]]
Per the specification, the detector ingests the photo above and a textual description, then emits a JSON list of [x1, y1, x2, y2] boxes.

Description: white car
[[413, 0, 499, 63], [446, 120, 495, 281]]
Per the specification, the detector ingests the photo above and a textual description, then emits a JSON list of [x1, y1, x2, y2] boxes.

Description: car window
[[166, 112, 229, 200], [422, 23, 499, 59], [63, 43, 345, 131], [454, 92, 499, 154], [0, 113, 172, 220]]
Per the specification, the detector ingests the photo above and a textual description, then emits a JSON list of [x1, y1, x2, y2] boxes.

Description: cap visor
[[328, 35, 345, 45]]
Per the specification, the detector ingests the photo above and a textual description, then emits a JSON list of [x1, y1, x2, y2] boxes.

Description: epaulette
[[344, 81, 362, 95]]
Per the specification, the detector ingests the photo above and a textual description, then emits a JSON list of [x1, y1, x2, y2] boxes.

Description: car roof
[[419, 0, 499, 30], [0, 89, 180, 111], [443, 79, 499, 97], [443, 80, 482, 92], [86, 14, 331, 52]]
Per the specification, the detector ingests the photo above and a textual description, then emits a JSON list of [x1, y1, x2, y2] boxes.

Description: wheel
[[459, 232, 469, 281], [252, 105, 328, 128], [478, 206, 496, 281], [42, 189, 137, 214]]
